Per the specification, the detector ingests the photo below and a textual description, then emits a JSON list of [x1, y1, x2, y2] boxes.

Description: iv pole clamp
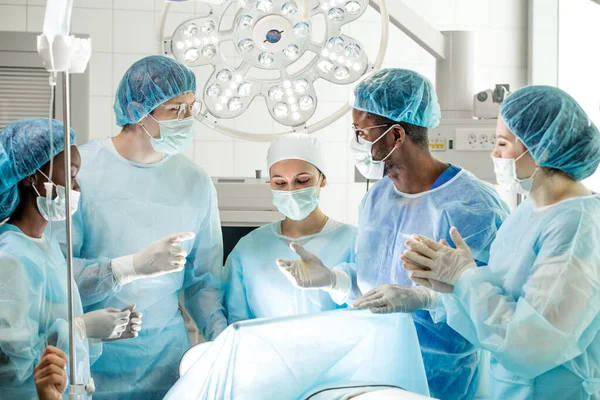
[[36, 0, 92, 398]]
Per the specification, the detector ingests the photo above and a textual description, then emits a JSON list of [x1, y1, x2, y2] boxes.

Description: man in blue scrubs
[[276, 69, 510, 399]]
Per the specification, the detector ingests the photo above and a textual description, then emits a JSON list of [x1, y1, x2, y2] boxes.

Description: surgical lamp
[[157, 0, 390, 141]]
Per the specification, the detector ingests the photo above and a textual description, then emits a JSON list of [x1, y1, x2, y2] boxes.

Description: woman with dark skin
[[0, 118, 141, 399]]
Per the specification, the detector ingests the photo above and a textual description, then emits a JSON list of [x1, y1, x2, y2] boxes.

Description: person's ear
[[391, 124, 406, 148], [320, 175, 327, 188]]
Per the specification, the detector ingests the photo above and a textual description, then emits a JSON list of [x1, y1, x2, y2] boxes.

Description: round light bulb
[[239, 14, 254, 29], [334, 66, 350, 80], [284, 44, 300, 60], [318, 60, 334, 73], [328, 7, 345, 23], [327, 36, 345, 51], [274, 102, 289, 118], [200, 20, 216, 33], [293, 79, 309, 93], [238, 82, 252, 97], [282, 1, 298, 15], [228, 97, 243, 112], [206, 84, 221, 98], [258, 52, 275, 66], [288, 96, 298, 104], [175, 41, 184, 50], [183, 24, 198, 37], [217, 69, 233, 82], [269, 86, 285, 101], [238, 38, 254, 53], [345, 43, 362, 59], [215, 103, 223, 111], [345, 0, 361, 15], [293, 22, 310, 38], [201, 45, 217, 59], [292, 112, 301, 121], [299, 95, 314, 110], [257, 0, 273, 13], [184, 48, 199, 62]]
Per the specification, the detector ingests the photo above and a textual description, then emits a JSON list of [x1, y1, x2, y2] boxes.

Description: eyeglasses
[[351, 124, 391, 144], [159, 101, 202, 120]]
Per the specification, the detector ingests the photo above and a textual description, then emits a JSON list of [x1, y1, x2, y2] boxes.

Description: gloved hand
[[75, 307, 131, 340], [353, 284, 440, 313], [112, 232, 196, 285], [402, 238, 455, 294], [400, 227, 476, 286], [104, 305, 143, 341], [276, 242, 335, 289]]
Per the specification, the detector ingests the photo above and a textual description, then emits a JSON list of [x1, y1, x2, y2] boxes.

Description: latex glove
[[276, 242, 335, 289], [76, 307, 131, 340], [112, 232, 196, 285], [104, 305, 143, 341], [400, 227, 476, 286], [402, 238, 455, 294], [34, 346, 68, 400], [353, 284, 440, 313]]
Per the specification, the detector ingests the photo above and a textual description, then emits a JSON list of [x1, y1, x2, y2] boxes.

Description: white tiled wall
[[2, 0, 528, 224]]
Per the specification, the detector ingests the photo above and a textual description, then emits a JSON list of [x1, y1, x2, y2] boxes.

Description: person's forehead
[[270, 159, 317, 175], [164, 92, 195, 105]]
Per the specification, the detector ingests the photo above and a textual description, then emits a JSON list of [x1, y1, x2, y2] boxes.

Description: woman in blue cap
[[225, 133, 356, 323], [0, 118, 140, 399], [50, 55, 226, 399], [401, 86, 600, 399]]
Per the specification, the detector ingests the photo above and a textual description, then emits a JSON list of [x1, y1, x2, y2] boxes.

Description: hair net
[[0, 118, 76, 220], [352, 68, 441, 129], [114, 55, 196, 127], [500, 85, 600, 181], [267, 133, 328, 176]]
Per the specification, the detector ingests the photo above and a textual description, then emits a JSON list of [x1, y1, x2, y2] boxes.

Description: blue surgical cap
[[500, 85, 600, 181], [352, 68, 441, 129], [0, 118, 76, 220], [114, 55, 197, 127]]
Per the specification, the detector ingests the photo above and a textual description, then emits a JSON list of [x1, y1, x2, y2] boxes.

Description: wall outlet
[[455, 128, 496, 151]]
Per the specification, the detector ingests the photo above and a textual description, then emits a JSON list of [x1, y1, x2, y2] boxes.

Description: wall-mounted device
[[473, 84, 510, 119]]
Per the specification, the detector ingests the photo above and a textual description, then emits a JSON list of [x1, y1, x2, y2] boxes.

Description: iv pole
[[37, 0, 91, 397]]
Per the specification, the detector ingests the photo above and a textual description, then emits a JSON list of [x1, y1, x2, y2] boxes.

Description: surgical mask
[[33, 171, 80, 221], [272, 177, 321, 221], [350, 126, 398, 180], [492, 150, 538, 195], [142, 115, 195, 155]]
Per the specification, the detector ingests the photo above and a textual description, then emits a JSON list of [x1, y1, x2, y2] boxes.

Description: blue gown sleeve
[[51, 206, 121, 307], [0, 254, 46, 385], [0, 253, 91, 388], [443, 213, 600, 379], [224, 247, 253, 324], [182, 182, 227, 341]]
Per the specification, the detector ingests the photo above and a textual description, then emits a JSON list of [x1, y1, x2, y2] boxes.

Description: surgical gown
[[438, 195, 600, 399], [337, 169, 509, 400], [225, 220, 356, 323], [0, 223, 98, 400], [51, 138, 226, 400]]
